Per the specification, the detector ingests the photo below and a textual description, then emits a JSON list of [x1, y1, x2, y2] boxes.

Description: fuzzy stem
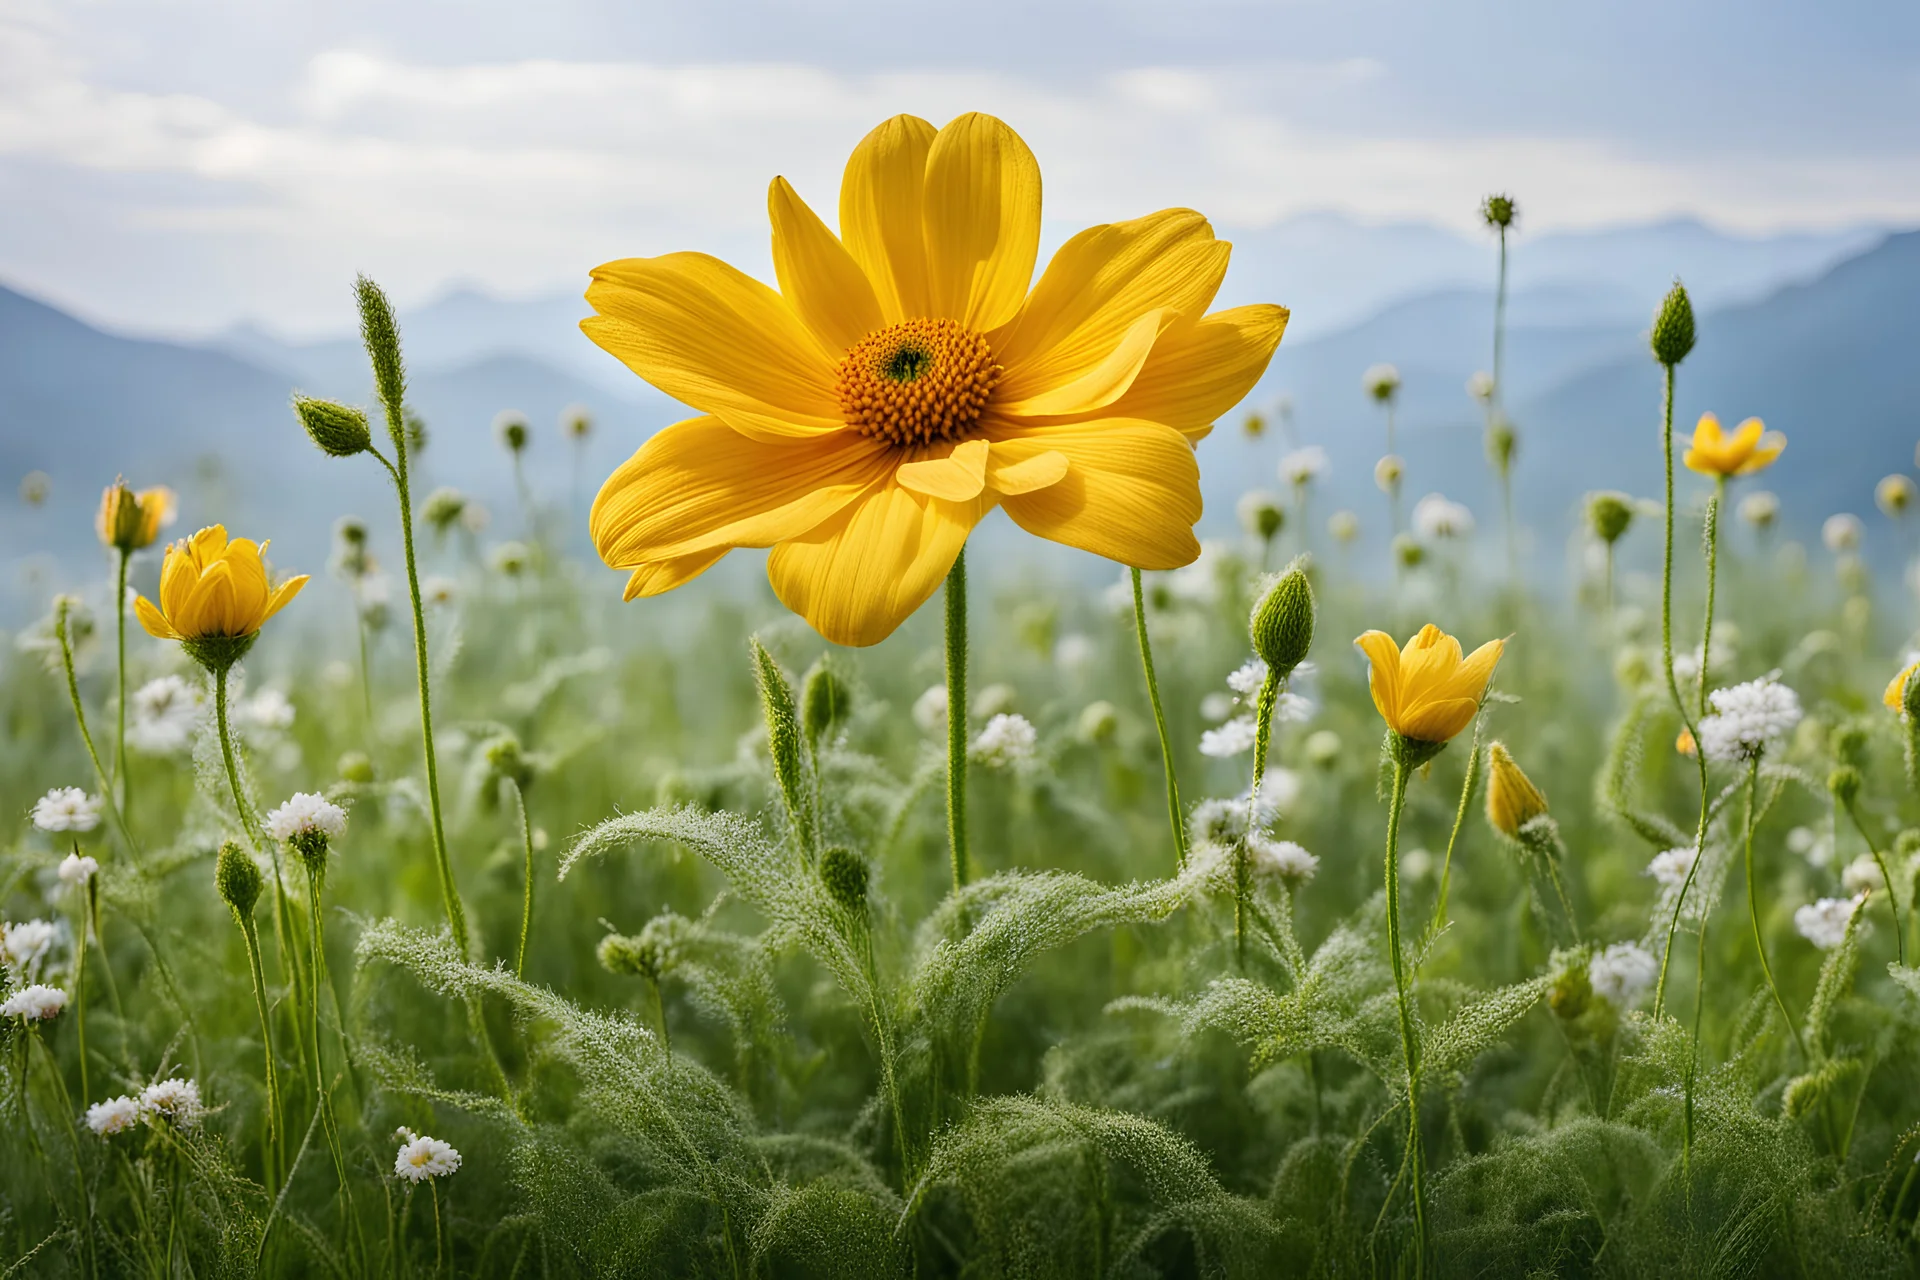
[[1240, 672, 1281, 968], [237, 909, 283, 1195], [1841, 799, 1906, 964], [70, 856, 89, 1105], [944, 550, 970, 891], [33, 1030, 97, 1280], [113, 547, 129, 814], [510, 777, 535, 979], [1745, 756, 1808, 1059], [305, 861, 359, 1258], [1131, 568, 1189, 870], [1425, 726, 1484, 946], [1382, 753, 1427, 1272], [55, 599, 138, 858], [1697, 484, 1722, 717]]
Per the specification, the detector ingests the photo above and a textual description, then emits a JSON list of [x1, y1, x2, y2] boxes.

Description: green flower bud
[[1650, 281, 1696, 367], [1249, 560, 1315, 680], [1393, 534, 1425, 569], [1828, 765, 1863, 808], [596, 932, 660, 980], [1077, 700, 1119, 745], [337, 750, 375, 784], [483, 733, 534, 790], [294, 396, 373, 458], [801, 658, 852, 748], [750, 638, 810, 843], [494, 411, 529, 454], [1895, 829, 1920, 859], [1485, 417, 1517, 475], [818, 845, 870, 913], [216, 840, 263, 919], [1587, 491, 1634, 544], [1481, 193, 1518, 230], [1830, 723, 1869, 768]]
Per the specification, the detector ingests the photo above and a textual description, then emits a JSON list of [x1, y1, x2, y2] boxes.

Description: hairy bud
[[1249, 561, 1315, 681], [1650, 281, 1696, 367], [1827, 765, 1863, 808], [216, 841, 263, 919], [750, 638, 811, 849], [818, 845, 870, 913], [1481, 193, 1518, 230], [295, 396, 373, 458], [801, 658, 852, 748], [1587, 492, 1634, 545]]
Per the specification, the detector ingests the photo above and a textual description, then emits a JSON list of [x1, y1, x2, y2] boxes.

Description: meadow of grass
[[7, 278, 1920, 1280]]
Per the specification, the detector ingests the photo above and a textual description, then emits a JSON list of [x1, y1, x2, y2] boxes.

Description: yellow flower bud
[[1486, 742, 1548, 837]]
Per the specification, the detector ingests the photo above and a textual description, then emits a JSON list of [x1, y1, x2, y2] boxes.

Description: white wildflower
[[237, 688, 295, 732], [1697, 676, 1801, 762], [1412, 493, 1474, 541], [1275, 691, 1315, 724], [1054, 633, 1094, 671], [395, 1134, 462, 1183], [264, 793, 348, 843], [970, 714, 1037, 768], [1199, 716, 1258, 758], [1190, 798, 1247, 847], [1647, 847, 1697, 890], [1794, 895, 1864, 950], [1822, 513, 1864, 553], [1738, 491, 1779, 529], [1402, 847, 1434, 881], [57, 853, 98, 888], [86, 1095, 142, 1136], [1588, 942, 1658, 1008], [2, 918, 57, 972], [128, 675, 200, 754], [1237, 768, 1301, 827], [972, 683, 1017, 720], [1363, 363, 1401, 399], [2, 984, 67, 1020], [1786, 824, 1836, 868], [139, 1077, 204, 1126], [1374, 455, 1404, 492], [1199, 692, 1234, 723], [1226, 658, 1267, 698], [1248, 833, 1318, 886], [1842, 854, 1887, 898], [31, 787, 101, 833], [911, 685, 948, 733], [422, 575, 459, 607], [1466, 371, 1495, 403], [1279, 446, 1330, 486], [1238, 490, 1286, 538]]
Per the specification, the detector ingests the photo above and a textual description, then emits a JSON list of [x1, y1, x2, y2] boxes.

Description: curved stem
[[1131, 568, 1188, 870], [944, 550, 969, 891], [238, 913, 283, 1196], [113, 547, 129, 817], [1382, 754, 1427, 1273], [1745, 756, 1808, 1059], [1841, 799, 1906, 964], [1697, 484, 1722, 717], [55, 600, 138, 858], [1240, 672, 1281, 968], [510, 778, 535, 979], [1425, 725, 1484, 947]]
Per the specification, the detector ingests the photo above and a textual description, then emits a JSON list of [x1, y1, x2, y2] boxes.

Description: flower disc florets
[[836, 318, 1000, 447], [265, 793, 348, 872], [1587, 942, 1656, 1008], [87, 1095, 142, 1136], [1697, 676, 1801, 763], [2, 983, 67, 1020], [395, 1133, 462, 1182], [139, 1077, 204, 1126]]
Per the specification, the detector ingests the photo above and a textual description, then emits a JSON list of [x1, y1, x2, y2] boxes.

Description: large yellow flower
[[584, 112, 1289, 646], [1682, 413, 1784, 478], [135, 525, 308, 642], [1355, 624, 1505, 745]]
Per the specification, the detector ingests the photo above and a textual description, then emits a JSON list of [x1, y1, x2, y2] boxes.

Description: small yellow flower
[[1354, 624, 1505, 745], [1485, 741, 1548, 837], [1676, 728, 1697, 756], [135, 526, 308, 643], [1884, 660, 1920, 715], [1682, 413, 1784, 478], [96, 480, 175, 552]]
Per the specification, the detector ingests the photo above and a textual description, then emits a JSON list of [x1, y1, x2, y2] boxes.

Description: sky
[[2, 0, 1917, 337]]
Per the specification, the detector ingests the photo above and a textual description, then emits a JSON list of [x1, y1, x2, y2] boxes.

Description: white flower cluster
[[1647, 847, 1697, 890], [2, 918, 57, 974], [1, 983, 67, 1020], [1053, 633, 1094, 671], [1822, 513, 1864, 553], [1247, 833, 1318, 885], [1696, 676, 1801, 763], [1412, 493, 1474, 541], [1226, 658, 1266, 698], [1795, 895, 1865, 950], [1588, 942, 1658, 1008], [128, 675, 200, 754], [1237, 767, 1301, 829], [394, 1129, 462, 1183], [86, 1078, 206, 1134], [970, 714, 1038, 769], [264, 793, 348, 843], [58, 852, 98, 887], [912, 685, 948, 733], [237, 688, 296, 732], [85, 1095, 143, 1136], [1199, 717, 1258, 758], [31, 787, 101, 833], [1279, 446, 1329, 486], [1786, 824, 1836, 868], [1842, 855, 1888, 898]]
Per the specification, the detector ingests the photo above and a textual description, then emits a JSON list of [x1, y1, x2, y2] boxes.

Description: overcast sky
[[3, 0, 1916, 336]]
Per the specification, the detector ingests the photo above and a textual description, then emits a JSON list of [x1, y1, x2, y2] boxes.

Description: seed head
[[818, 845, 870, 912], [1481, 193, 1518, 230], [215, 840, 263, 918], [1238, 491, 1285, 542], [1650, 281, 1696, 367], [596, 931, 662, 980], [494, 411, 530, 454], [560, 404, 593, 441], [1828, 765, 1863, 808], [1393, 535, 1425, 569], [1485, 418, 1516, 474], [294, 396, 373, 458], [801, 658, 852, 748], [1587, 492, 1635, 544], [482, 734, 534, 790], [1249, 561, 1315, 680]]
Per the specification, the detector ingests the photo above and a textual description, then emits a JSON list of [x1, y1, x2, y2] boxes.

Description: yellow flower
[[1485, 742, 1548, 837], [584, 112, 1289, 646], [135, 526, 308, 643], [1676, 728, 1697, 756], [1682, 413, 1784, 478], [1354, 624, 1505, 745], [1885, 660, 1920, 715], [96, 481, 175, 552]]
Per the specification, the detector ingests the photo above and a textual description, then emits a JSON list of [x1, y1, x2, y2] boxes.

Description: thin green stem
[[33, 1030, 97, 1280], [1131, 568, 1188, 869], [113, 547, 129, 813], [944, 550, 969, 891], [1240, 672, 1281, 968], [1382, 753, 1427, 1273], [1425, 726, 1484, 947], [1841, 799, 1906, 964], [431, 1180, 444, 1280], [1697, 484, 1722, 717], [510, 778, 535, 979], [238, 912, 284, 1196], [55, 599, 138, 858], [1745, 756, 1808, 1059], [306, 862, 360, 1262], [1493, 227, 1508, 399], [357, 604, 375, 731]]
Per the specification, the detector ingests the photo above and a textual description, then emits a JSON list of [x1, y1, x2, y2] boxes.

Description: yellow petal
[[1737, 430, 1785, 475], [985, 443, 1069, 495], [1398, 697, 1481, 745], [838, 114, 937, 324], [592, 416, 891, 568], [921, 112, 1043, 332], [583, 253, 842, 426], [991, 419, 1201, 569], [1354, 630, 1405, 730], [895, 439, 990, 501], [1098, 305, 1289, 440], [183, 559, 241, 637], [1446, 637, 1507, 703], [1886, 660, 1919, 711], [624, 550, 727, 600], [1690, 414, 1724, 448], [260, 575, 308, 626], [769, 176, 883, 353], [134, 594, 179, 640], [766, 479, 985, 647], [996, 308, 1169, 418], [990, 210, 1228, 406]]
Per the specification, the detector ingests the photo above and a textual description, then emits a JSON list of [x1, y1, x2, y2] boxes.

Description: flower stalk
[[1132, 567, 1188, 870], [945, 550, 970, 890]]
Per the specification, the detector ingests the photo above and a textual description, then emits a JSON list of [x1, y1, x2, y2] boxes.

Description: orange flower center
[[835, 318, 1001, 447]]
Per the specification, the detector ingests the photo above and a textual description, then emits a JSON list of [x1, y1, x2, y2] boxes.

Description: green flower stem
[[1697, 483, 1722, 717], [945, 550, 970, 891], [509, 777, 535, 979], [1744, 756, 1808, 1060], [71, 859, 88, 1104], [114, 546, 130, 816], [1240, 671, 1281, 968], [1382, 752, 1428, 1272], [236, 905, 284, 1195], [55, 598, 139, 859], [1840, 799, 1906, 964], [371, 446, 469, 955], [304, 866, 354, 1201], [1131, 568, 1189, 870], [1424, 723, 1484, 947], [32, 1029, 97, 1280]]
